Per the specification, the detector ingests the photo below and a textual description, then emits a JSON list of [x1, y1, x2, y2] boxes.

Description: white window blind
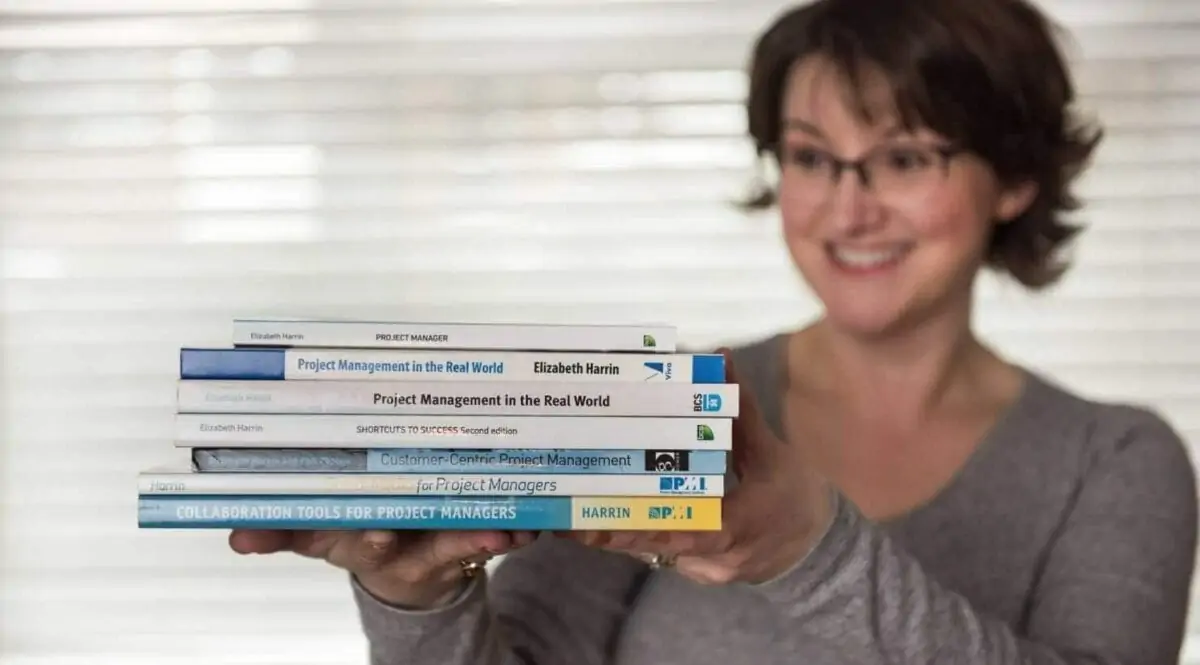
[[0, 1, 1197, 663]]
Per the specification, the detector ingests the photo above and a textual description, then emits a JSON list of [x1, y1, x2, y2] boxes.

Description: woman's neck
[[788, 311, 1013, 422]]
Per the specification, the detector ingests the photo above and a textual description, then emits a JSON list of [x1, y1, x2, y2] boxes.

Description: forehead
[[781, 55, 904, 134]]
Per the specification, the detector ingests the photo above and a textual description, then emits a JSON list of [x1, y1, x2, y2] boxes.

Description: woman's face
[[775, 56, 1035, 339]]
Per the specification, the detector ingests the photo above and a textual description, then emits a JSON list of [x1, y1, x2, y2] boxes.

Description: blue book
[[137, 495, 722, 530], [192, 448, 728, 474], [179, 347, 726, 383]]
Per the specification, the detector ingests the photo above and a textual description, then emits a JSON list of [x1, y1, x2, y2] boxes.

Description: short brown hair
[[740, 0, 1104, 289]]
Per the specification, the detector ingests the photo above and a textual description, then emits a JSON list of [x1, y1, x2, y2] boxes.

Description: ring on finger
[[458, 557, 490, 578], [643, 552, 678, 570]]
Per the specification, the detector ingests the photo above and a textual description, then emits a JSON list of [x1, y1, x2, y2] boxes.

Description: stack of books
[[136, 317, 738, 532]]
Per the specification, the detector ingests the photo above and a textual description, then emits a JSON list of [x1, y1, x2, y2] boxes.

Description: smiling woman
[[223, 1, 1198, 664], [5, 0, 1199, 664], [741, 0, 1103, 340]]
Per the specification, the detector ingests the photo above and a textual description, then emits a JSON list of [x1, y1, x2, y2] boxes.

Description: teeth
[[831, 246, 906, 268]]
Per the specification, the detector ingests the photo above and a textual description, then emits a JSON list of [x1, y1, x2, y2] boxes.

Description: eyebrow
[[783, 119, 825, 137], [783, 119, 905, 140]]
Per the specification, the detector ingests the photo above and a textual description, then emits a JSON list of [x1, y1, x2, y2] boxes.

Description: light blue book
[[137, 495, 722, 530], [191, 448, 728, 474]]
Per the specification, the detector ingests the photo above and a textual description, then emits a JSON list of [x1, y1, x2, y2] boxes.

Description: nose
[[826, 167, 886, 235]]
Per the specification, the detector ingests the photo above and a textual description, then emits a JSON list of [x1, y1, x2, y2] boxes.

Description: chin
[[820, 300, 916, 339], [793, 242, 963, 339]]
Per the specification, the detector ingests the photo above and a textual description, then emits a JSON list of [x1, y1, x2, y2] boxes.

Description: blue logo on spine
[[692, 393, 722, 412], [643, 361, 673, 380], [658, 476, 708, 495]]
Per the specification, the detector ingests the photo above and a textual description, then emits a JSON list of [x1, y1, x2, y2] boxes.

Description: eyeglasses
[[779, 141, 963, 210]]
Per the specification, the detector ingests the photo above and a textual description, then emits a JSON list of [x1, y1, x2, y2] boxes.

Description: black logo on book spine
[[645, 450, 690, 471]]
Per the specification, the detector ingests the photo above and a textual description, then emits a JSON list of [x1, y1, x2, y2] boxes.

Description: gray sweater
[[350, 333, 1199, 664]]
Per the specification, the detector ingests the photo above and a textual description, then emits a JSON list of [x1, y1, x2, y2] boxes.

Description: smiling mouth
[[826, 243, 912, 273]]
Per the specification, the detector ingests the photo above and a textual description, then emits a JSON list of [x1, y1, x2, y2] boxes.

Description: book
[[179, 347, 724, 383], [175, 379, 740, 417], [137, 495, 722, 530], [138, 467, 725, 497], [191, 448, 729, 474], [137, 315, 734, 534], [231, 317, 676, 352], [174, 413, 732, 450]]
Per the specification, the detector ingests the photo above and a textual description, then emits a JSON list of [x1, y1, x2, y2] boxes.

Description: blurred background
[[0, 0, 1198, 663]]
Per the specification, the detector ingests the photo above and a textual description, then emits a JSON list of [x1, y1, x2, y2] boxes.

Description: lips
[[826, 243, 912, 273]]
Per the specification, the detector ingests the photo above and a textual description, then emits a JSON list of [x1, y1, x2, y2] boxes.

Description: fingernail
[[362, 531, 393, 549]]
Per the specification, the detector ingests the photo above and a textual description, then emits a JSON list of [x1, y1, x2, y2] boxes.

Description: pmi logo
[[642, 361, 674, 381], [692, 393, 722, 413], [648, 504, 694, 520], [658, 475, 708, 495]]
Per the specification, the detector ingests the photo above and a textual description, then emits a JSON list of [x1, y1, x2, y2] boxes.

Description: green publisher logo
[[642, 334, 656, 348], [649, 505, 693, 520], [696, 424, 714, 441]]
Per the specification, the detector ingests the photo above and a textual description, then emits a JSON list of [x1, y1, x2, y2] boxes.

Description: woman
[[229, 0, 1199, 662]]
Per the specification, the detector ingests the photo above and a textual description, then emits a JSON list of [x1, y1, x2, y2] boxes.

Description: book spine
[[139, 471, 725, 497], [175, 380, 739, 417], [179, 347, 725, 383], [138, 495, 722, 530], [192, 448, 729, 474], [174, 414, 732, 450], [231, 319, 676, 352]]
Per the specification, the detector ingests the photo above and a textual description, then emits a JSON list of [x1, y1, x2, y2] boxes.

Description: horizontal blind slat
[[1, 130, 1199, 184]]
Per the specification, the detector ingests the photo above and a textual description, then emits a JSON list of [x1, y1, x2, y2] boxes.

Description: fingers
[[231, 528, 542, 607], [426, 530, 513, 564], [230, 528, 536, 577], [231, 528, 542, 563], [228, 529, 295, 555], [339, 530, 404, 572], [560, 529, 696, 562], [672, 554, 745, 586], [718, 346, 781, 481]]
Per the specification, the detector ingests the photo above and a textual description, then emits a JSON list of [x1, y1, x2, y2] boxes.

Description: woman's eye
[[884, 148, 933, 171], [789, 148, 828, 170]]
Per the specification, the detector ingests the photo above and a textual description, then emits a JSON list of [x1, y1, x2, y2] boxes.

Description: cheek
[[777, 186, 824, 244], [908, 188, 995, 259], [778, 196, 827, 272]]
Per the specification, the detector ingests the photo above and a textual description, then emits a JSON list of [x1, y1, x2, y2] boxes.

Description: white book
[[231, 317, 676, 352], [138, 468, 725, 497], [175, 379, 739, 417], [174, 413, 732, 450]]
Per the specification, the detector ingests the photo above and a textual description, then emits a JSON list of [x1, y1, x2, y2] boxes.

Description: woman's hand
[[228, 529, 538, 608], [561, 349, 833, 586]]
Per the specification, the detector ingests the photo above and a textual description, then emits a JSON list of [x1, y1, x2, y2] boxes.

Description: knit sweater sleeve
[[746, 405, 1198, 665], [351, 535, 648, 665]]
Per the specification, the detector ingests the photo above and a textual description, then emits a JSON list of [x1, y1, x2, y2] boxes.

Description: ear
[[993, 179, 1038, 224]]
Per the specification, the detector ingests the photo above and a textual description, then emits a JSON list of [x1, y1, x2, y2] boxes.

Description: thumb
[[423, 530, 516, 566], [718, 347, 779, 481], [229, 529, 295, 554]]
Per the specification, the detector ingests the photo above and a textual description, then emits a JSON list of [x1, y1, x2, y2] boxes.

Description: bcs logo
[[658, 476, 708, 495], [692, 393, 722, 412]]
